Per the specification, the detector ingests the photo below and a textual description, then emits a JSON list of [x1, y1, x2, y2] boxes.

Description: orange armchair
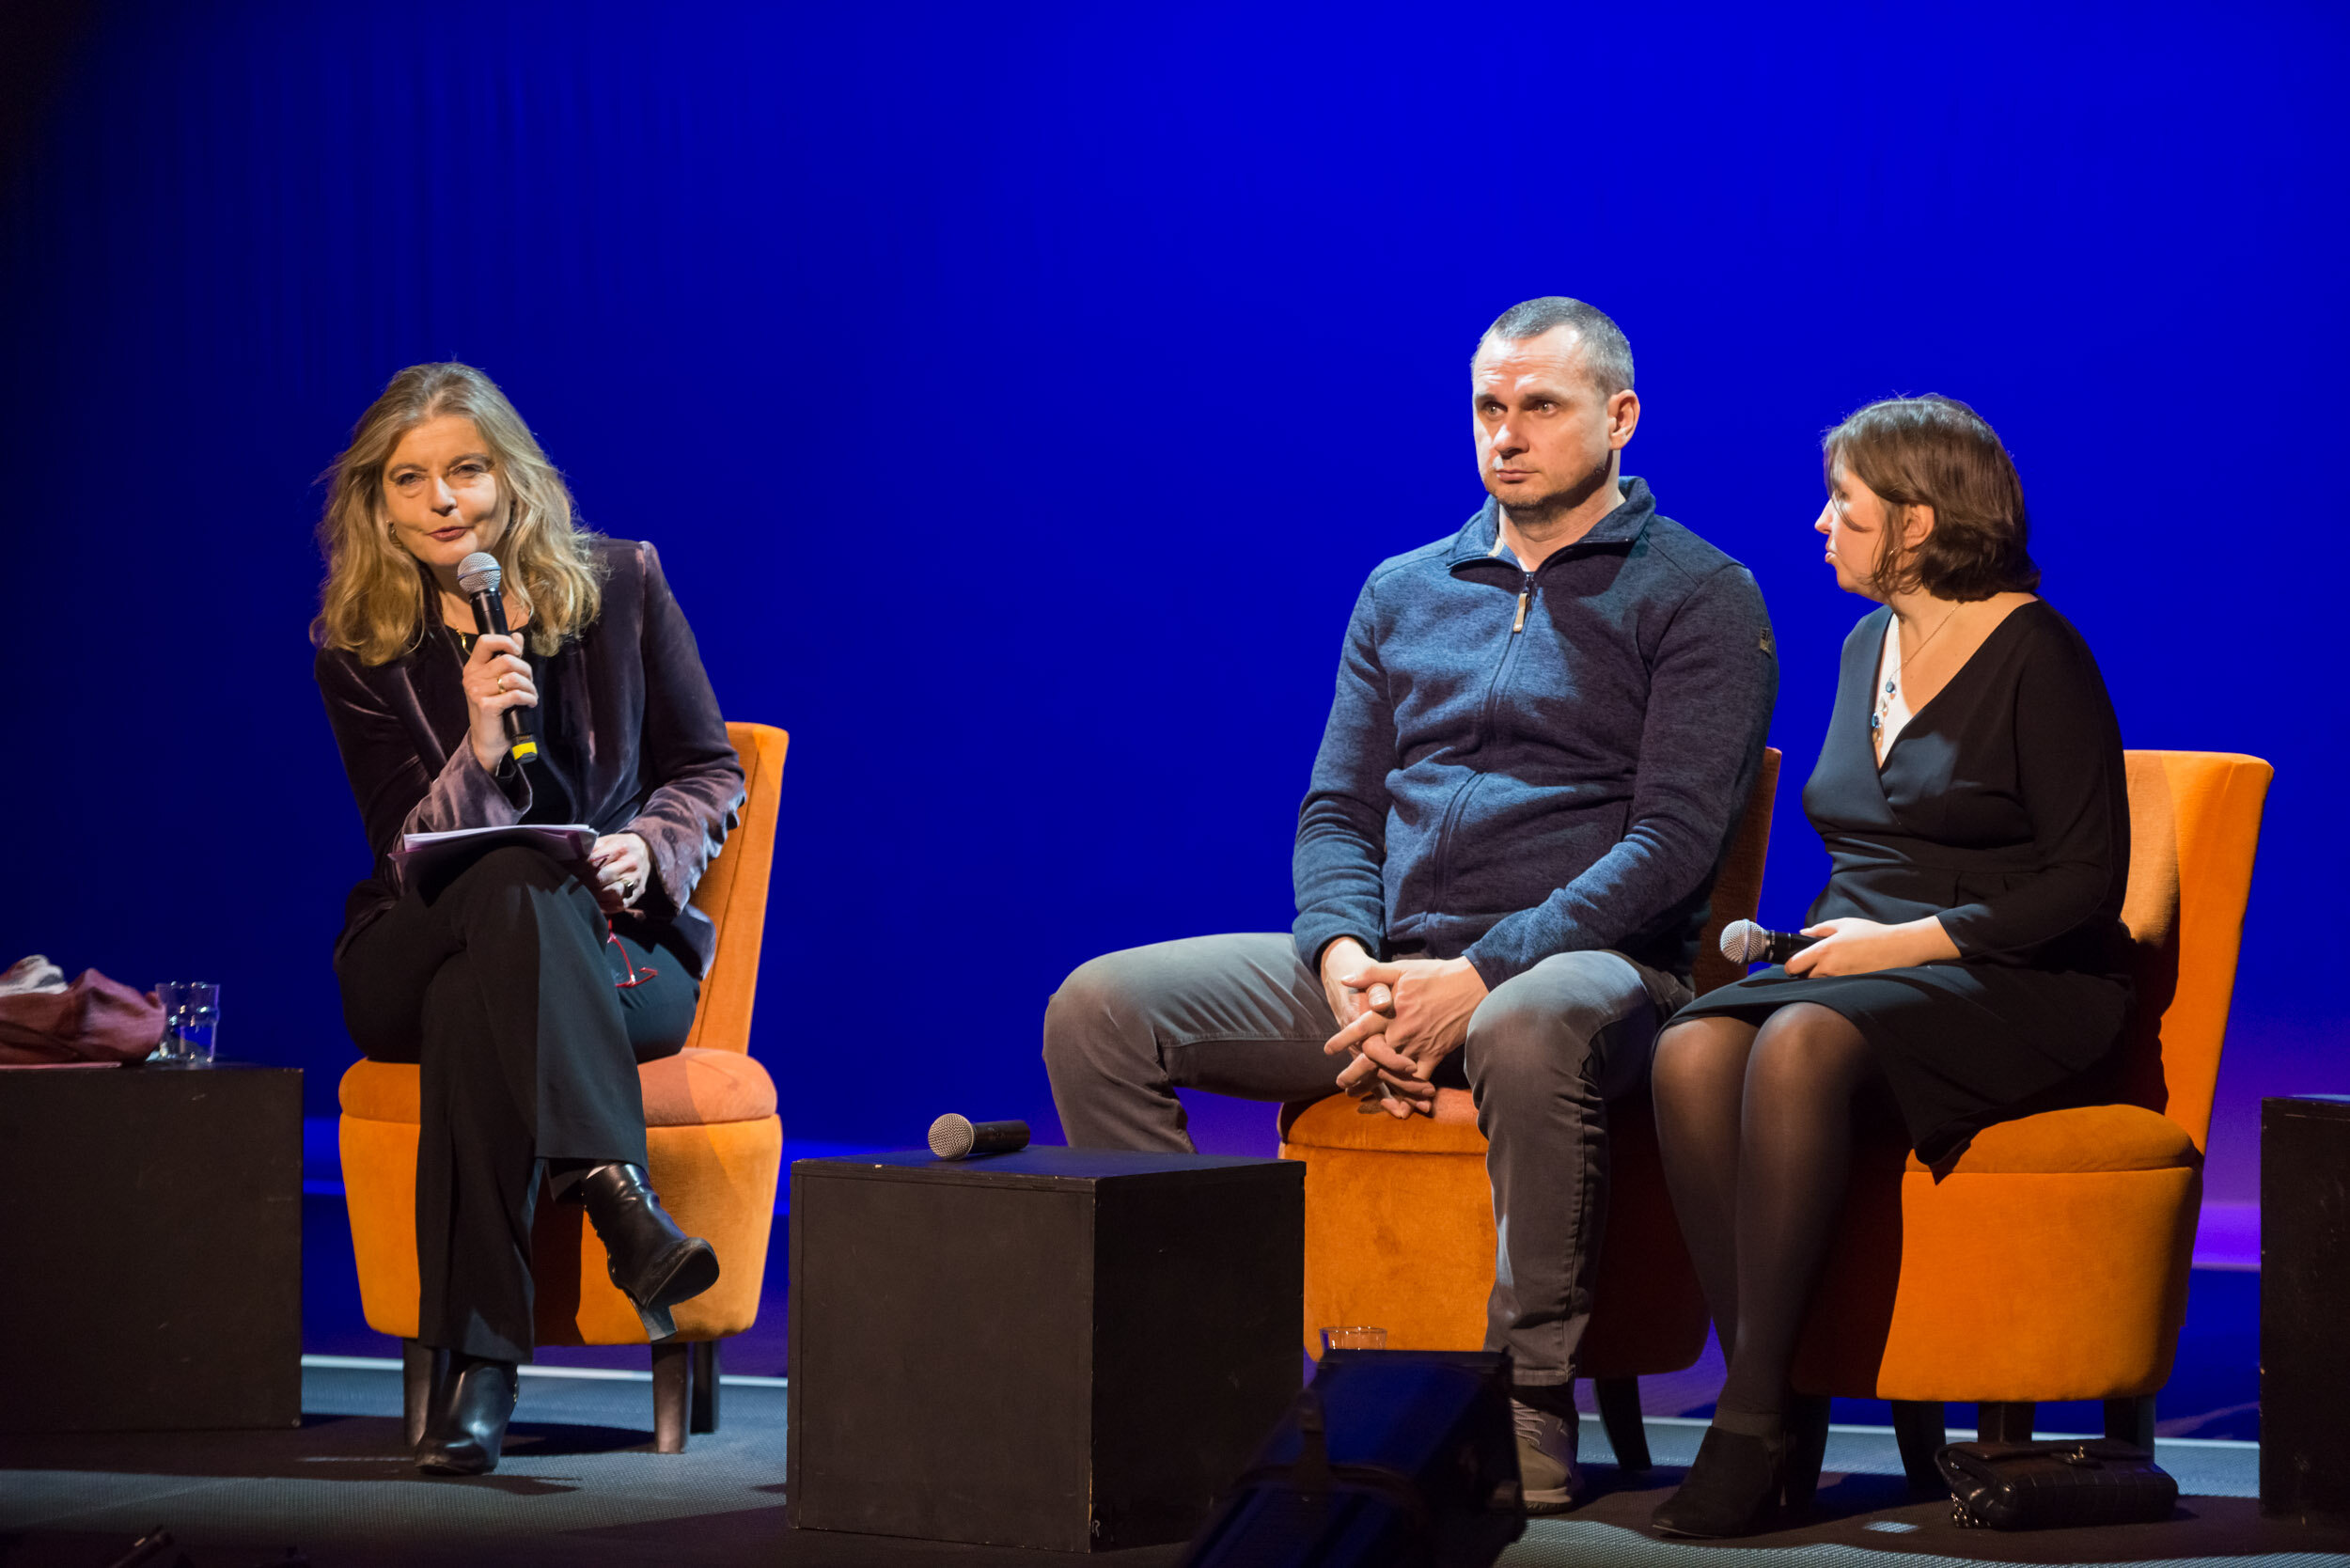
[[1277, 748, 1781, 1471], [337, 721, 790, 1452], [1793, 750, 2272, 1485]]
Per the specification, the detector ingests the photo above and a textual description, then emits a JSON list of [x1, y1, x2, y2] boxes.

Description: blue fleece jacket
[[1292, 478, 1778, 988]]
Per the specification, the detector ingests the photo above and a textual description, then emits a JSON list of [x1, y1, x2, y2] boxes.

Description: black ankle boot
[[1651, 1425, 1791, 1538], [577, 1162, 720, 1341], [415, 1355, 519, 1475]]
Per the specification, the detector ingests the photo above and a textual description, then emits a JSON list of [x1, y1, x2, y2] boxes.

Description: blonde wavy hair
[[313, 363, 606, 665]]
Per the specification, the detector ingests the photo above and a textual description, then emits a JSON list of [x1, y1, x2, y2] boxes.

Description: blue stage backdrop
[[1, 0, 2340, 1200]]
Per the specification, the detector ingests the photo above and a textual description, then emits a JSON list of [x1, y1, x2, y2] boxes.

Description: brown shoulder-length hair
[[312, 363, 606, 665], [1825, 394, 2040, 603]]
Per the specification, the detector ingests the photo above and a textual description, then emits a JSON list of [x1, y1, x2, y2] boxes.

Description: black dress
[[1670, 599, 2134, 1167]]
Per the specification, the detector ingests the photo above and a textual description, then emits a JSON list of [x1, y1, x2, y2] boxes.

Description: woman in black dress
[[1648, 396, 2133, 1537], [314, 363, 745, 1476]]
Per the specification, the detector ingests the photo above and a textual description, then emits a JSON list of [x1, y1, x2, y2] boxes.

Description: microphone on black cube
[[456, 551, 539, 765], [929, 1114, 1030, 1161], [1719, 918, 1819, 966]]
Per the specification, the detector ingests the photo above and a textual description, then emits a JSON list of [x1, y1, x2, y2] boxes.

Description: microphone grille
[[928, 1113, 975, 1160], [456, 552, 502, 596], [1719, 919, 1764, 964]]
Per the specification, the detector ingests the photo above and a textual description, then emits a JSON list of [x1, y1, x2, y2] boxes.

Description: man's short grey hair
[[1476, 297, 1635, 398]]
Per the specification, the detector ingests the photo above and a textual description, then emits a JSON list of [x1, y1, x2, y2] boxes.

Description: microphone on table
[[1719, 918, 1818, 966], [929, 1114, 1031, 1161], [456, 551, 540, 765]]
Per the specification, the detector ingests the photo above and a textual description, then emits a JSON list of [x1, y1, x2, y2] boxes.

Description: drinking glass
[[153, 981, 221, 1066], [1320, 1325, 1387, 1354]]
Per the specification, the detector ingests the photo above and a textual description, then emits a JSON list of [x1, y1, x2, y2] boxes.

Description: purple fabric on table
[[0, 969, 163, 1065]]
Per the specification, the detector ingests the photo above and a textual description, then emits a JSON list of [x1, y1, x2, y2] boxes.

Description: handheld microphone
[[456, 552, 539, 765], [928, 1114, 1031, 1161], [1719, 919, 1818, 966]]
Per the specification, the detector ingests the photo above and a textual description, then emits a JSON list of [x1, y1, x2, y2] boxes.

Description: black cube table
[[2264, 1093, 2350, 1526], [786, 1145, 1304, 1552], [0, 1063, 302, 1434]]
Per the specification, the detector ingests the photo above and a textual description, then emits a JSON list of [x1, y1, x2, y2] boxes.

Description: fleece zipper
[[1429, 566, 1538, 917]]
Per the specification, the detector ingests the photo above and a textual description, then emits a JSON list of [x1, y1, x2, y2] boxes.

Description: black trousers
[[337, 845, 700, 1362]]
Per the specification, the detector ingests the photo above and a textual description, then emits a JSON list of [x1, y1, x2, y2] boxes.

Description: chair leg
[[2105, 1395, 2154, 1448], [401, 1339, 443, 1450], [1593, 1377, 1650, 1473], [1784, 1394, 1832, 1513], [1977, 1401, 2034, 1442], [652, 1341, 691, 1453], [691, 1340, 721, 1435], [1889, 1400, 1948, 1495]]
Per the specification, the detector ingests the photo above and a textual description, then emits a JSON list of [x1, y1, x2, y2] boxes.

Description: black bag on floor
[[1936, 1438, 2178, 1529]]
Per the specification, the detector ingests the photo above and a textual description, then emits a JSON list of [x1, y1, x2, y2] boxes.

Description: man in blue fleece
[[1043, 296, 1776, 1508]]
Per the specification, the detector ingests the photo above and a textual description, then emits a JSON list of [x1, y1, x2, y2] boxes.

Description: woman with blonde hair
[[1648, 396, 2133, 1536], [315, 362, 744, 1475]]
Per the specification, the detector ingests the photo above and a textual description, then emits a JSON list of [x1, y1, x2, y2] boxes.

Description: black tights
[[1652, 1003, 1891, 1430]]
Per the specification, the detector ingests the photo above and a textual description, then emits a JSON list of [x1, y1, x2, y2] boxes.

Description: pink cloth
[[0, 970, 164, 1065]]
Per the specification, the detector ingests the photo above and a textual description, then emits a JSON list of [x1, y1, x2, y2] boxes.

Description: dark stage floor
[[0, 1366, 2328, 1568]]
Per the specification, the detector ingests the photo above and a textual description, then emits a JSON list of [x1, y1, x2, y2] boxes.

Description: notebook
[[392, 823, 597, 886]]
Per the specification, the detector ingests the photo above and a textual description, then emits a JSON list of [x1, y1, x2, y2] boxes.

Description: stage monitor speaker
[[1182, 1349, 1525, 1568]]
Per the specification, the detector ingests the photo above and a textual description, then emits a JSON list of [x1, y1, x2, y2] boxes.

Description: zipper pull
[[1512, 574, 1531, 634]]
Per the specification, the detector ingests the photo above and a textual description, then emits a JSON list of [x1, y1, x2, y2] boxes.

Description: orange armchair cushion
[[1280, 1087, 1488, 1153], [1914, 1103, 2199, 1176], [338, 1046, 776, 1129]]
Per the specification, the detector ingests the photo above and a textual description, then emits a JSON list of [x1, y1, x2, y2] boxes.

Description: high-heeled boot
[[576, 1162, 720, 1341], [415, 1355, 519, 1475], [1650, 1423, 1792, 1538]]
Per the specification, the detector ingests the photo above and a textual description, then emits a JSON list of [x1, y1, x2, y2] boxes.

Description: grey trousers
[[1042, 933, 1690, 1386]]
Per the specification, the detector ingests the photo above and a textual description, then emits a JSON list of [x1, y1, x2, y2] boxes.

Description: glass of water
[[153, 981, 221, 1066]]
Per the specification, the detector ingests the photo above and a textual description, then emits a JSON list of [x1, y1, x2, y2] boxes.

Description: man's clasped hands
[[1318, 937, 1490, 1120]]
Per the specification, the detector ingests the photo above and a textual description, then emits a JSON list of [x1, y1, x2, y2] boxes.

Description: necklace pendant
[[1886, 679, 1897, 694], [1870, 713, 1882, 730]]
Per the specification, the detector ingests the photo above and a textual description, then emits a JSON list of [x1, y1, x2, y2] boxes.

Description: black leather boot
[[1651, 1425, 1792, 1538], [415, 1355, 519, 1476], [577, 1162, 720, 1341]]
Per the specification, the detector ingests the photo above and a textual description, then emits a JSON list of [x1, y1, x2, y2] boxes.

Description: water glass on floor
[[153, 981, 220, 1065]]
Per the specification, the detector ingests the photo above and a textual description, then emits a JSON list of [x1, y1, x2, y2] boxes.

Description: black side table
[[2263, 1093, 2350, 1526], [787, 1145, 1303, 1552], [0, 1063, 302, 1433]]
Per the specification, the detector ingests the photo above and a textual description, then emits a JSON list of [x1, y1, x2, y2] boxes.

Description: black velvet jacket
[[315, 538, 746, 976]]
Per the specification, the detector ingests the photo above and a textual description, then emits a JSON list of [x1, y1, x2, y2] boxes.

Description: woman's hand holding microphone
[[462, 633, 539, 775], [1783, 916, 1960, 977]]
